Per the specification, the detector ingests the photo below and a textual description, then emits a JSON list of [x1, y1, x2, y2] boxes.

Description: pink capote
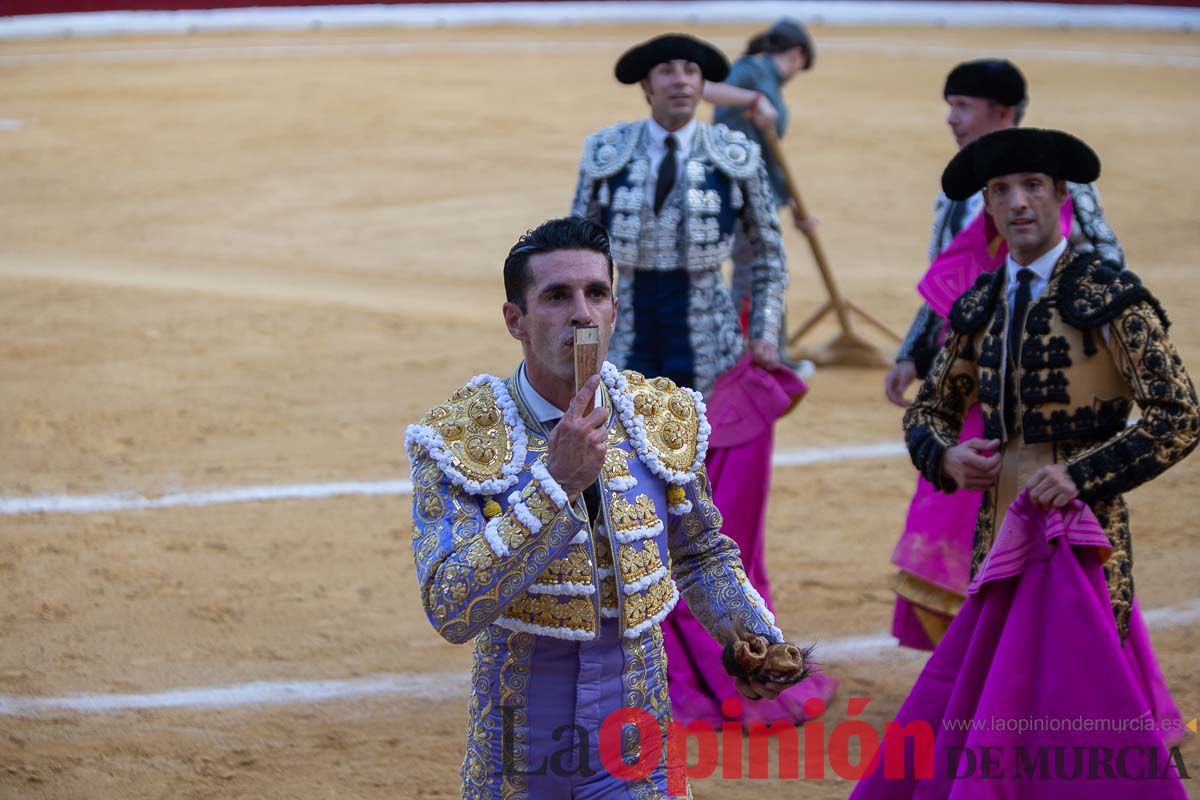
[[662, 354, 837, 726], [892, 198, 1076, 649], [852, 492, 1189, 799], [894, 195, 1182, 741], [890, 405, 984, 649], [915, 197, 1073, 319]]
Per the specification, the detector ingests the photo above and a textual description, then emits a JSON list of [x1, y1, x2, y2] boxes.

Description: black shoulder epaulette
[[1056, 252, 1169, 331], [948, 271, 1003, 335]]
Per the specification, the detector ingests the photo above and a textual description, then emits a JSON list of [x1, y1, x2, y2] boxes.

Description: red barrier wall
[[1, 0, 532, 13], [4, 0, 1198, 20]]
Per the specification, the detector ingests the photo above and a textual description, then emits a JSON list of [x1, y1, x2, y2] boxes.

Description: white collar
[[517, 363, 564, 423], [646, 116, 697, 152], [1006, 237, 1068, 296], [517, 363, 603, 423]]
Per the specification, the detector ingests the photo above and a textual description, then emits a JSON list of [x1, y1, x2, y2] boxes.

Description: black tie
[[1008, 268, 1036, 366], [654, 134, 678, 214], [582, 482, 602, 527], [547, 416, 602, 525], [1005, 268, 1036, 434]]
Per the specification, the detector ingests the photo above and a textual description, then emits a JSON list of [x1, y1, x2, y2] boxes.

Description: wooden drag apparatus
[[761, 127, 901, 367]]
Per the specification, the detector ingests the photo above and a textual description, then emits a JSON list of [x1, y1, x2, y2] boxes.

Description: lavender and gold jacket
[[405, 363, 783, 797], [406, 361, 781, 646]]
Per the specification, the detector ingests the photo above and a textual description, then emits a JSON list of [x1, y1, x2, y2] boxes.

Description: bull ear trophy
[[722, 628, 812, 686]]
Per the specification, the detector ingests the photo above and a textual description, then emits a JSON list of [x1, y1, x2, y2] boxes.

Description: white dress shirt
[[1004, 236, 1109, 346], [517, 363, 606, 528], [1004, 236, 1067, 306], [645, 116, 697, 194], [517, 363, 603, 426]]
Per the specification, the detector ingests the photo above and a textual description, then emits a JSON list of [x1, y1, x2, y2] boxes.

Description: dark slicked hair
[[503, 216, 615, 312]]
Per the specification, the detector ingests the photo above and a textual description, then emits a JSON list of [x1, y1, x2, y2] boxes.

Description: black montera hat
[[614, 34, 729, 84], [941, 128, 1100, 201], [943, 59, 1027, 106]]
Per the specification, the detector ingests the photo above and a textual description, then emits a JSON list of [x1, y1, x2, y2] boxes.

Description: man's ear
[[640, 78, 651, 105], [1054, 179, 1068, 204], [996, 102, 1015, 128], [502, 301, 525, 342]]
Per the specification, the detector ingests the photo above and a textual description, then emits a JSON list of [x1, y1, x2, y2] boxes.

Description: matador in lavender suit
[[570, 33, 835, 727], [406, 217, 810, 799]]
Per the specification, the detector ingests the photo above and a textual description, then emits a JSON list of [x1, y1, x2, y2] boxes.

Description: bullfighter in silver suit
[[571, 34, 788, 399]]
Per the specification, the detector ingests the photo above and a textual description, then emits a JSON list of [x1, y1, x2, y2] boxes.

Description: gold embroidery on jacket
[[504, 594, 596, 633], [420, 383, 512, 484], [599, 578, 619, 613], [498, 631, 532, 799], [619, 540, 666, 585], [603, 446, 636, 483], [609, 494, 661, 533], [539, 547, 596, 585], [521, 487, 558, 522], [624, 578, 674, 630], [461, 630, 500, 797], [595, 535, 614, 569], [627, 375, 701, 473], [496, 516, 531, 551]]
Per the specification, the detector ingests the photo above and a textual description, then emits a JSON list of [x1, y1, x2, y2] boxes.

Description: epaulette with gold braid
[[404, 375, 527, 496], [601, 362, 711, 485]]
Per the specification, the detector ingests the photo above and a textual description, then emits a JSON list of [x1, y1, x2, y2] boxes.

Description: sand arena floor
[[0, 20, 1198, 800]]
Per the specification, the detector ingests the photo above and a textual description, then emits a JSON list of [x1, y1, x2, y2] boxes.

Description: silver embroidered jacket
[[570, 120, 788, 397]]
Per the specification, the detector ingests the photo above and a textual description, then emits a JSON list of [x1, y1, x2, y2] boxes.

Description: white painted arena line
[[1143, 597, 1200, 629], [0, 441, 908, 516], [0, 118, 26, 131], [0, 479, 415, 516], [773, 441, 908, 468], [3, 598, 1196, 717], [0, 672, 468, 716], [1, 37, 1198, 69], [1, 1, 1198, 40]]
